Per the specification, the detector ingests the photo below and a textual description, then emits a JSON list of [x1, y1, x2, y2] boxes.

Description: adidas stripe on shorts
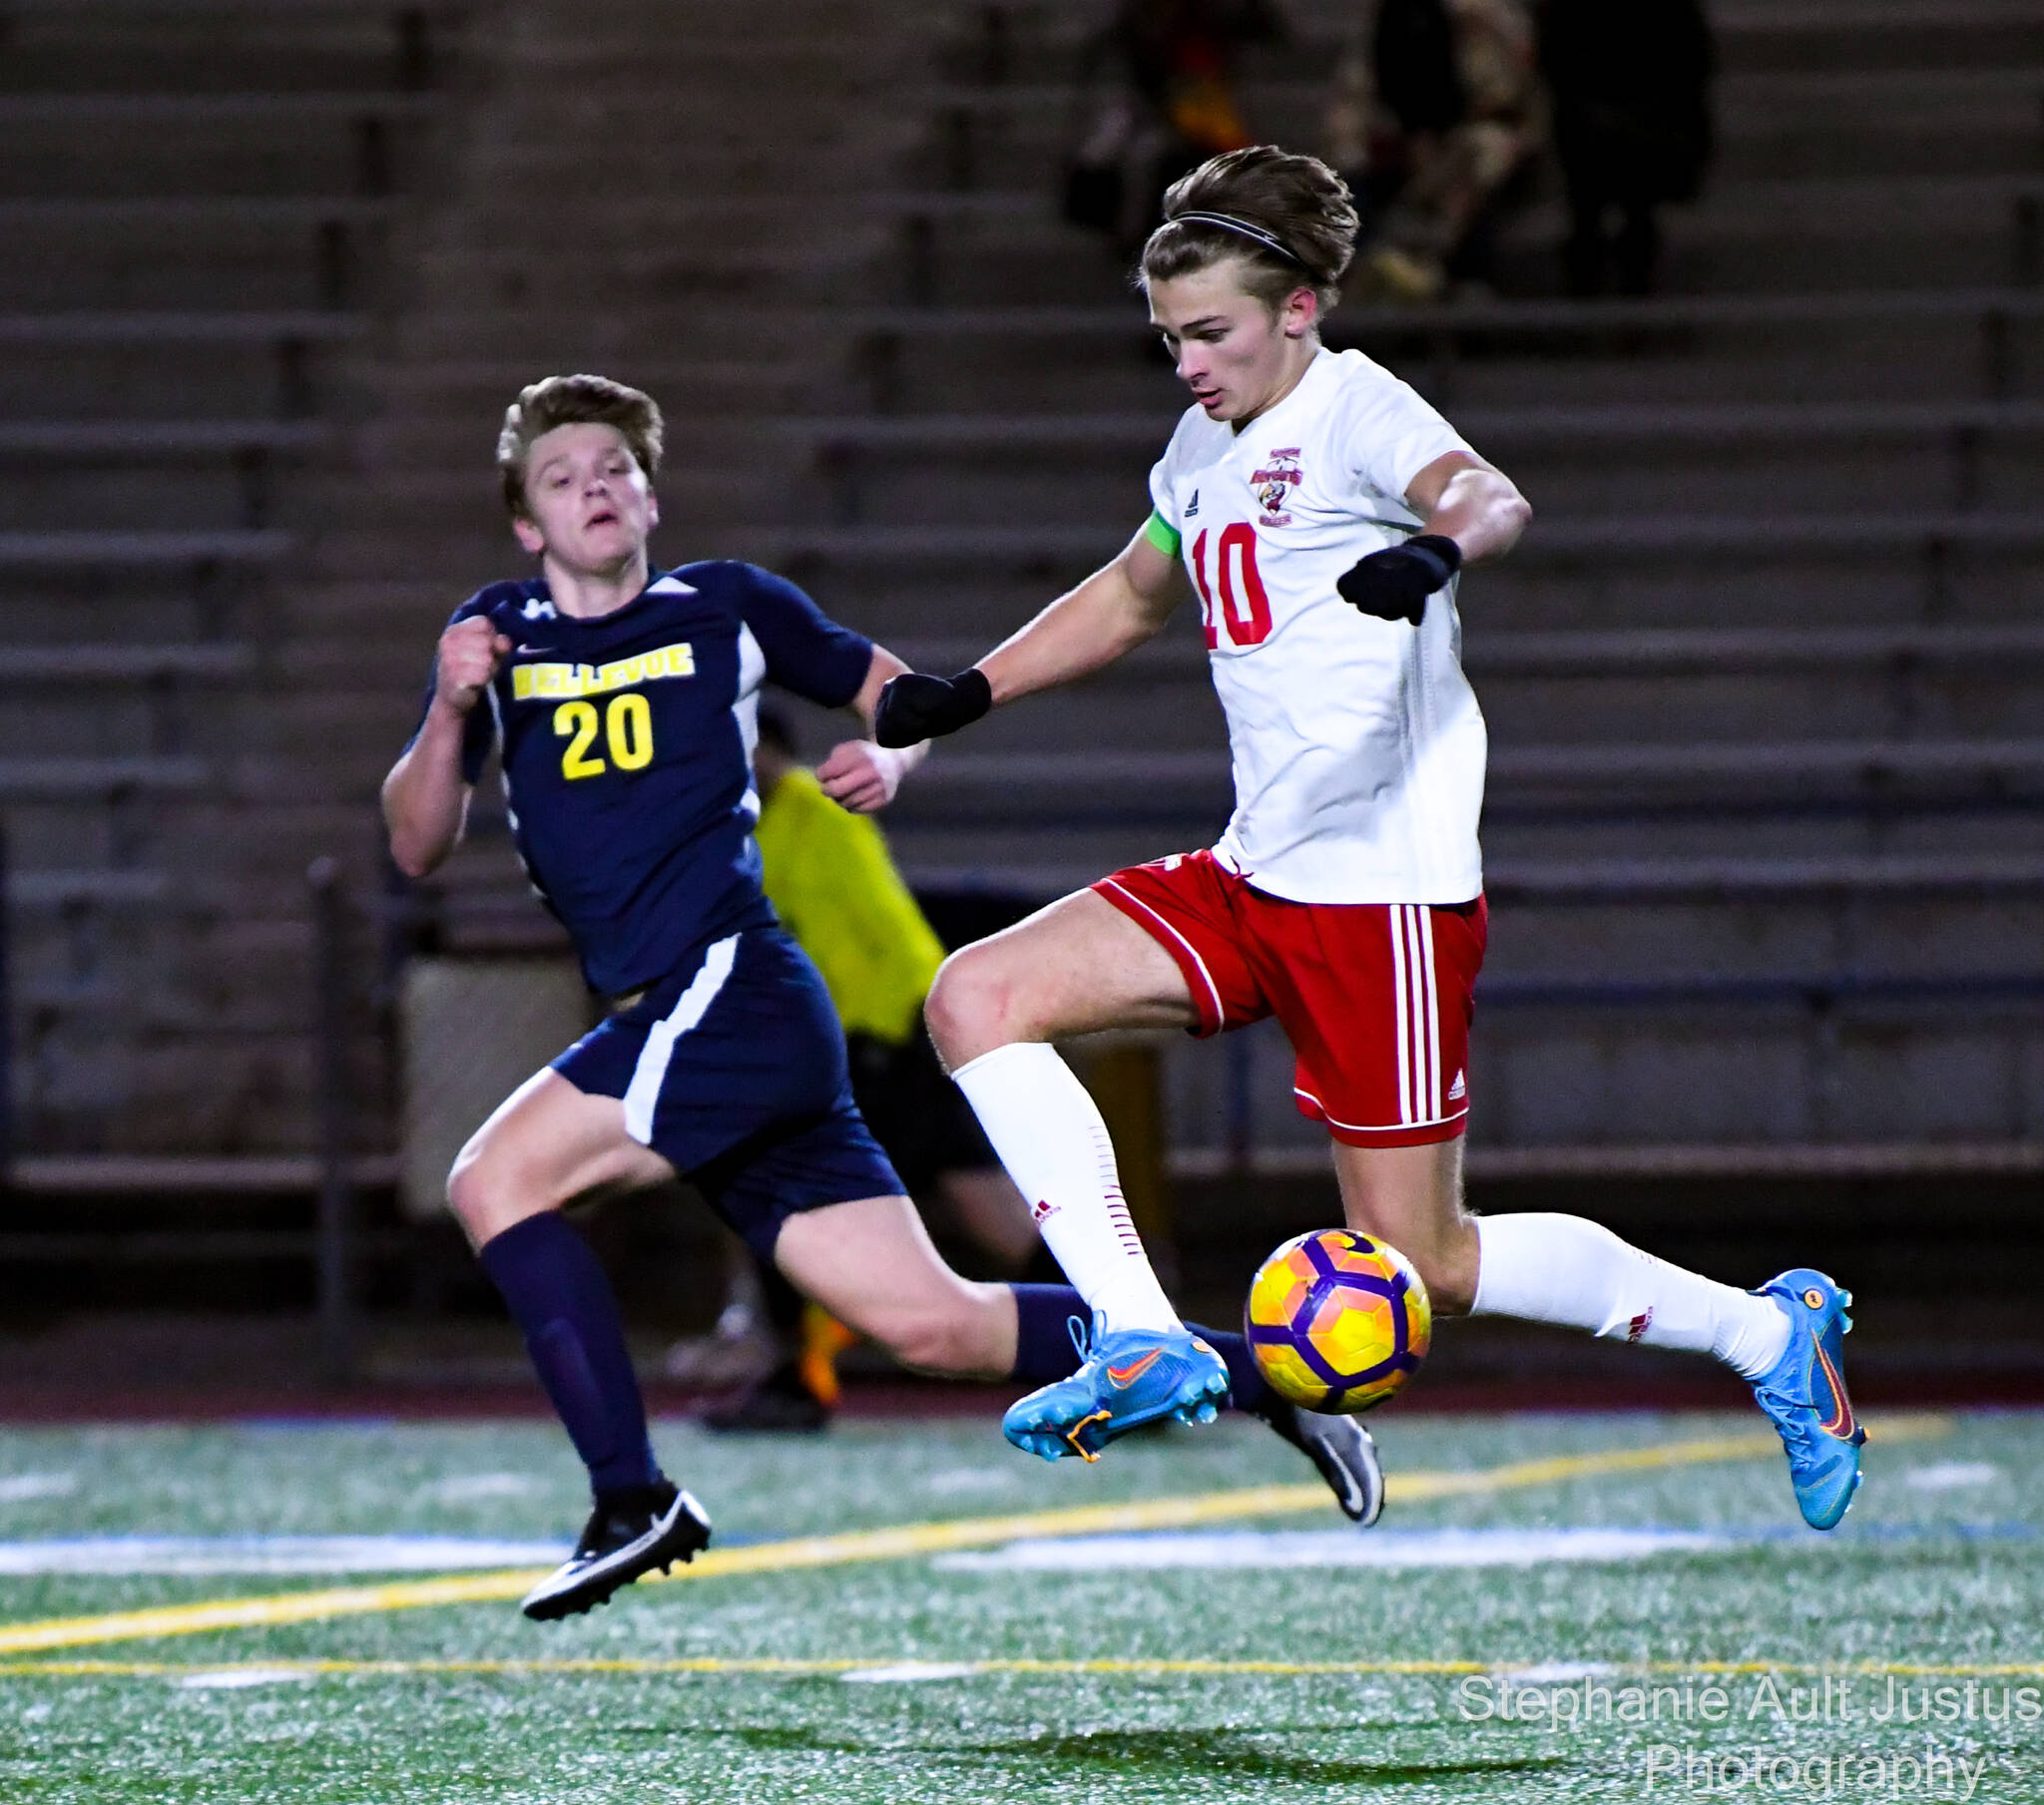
[[1093, 849, 1486, 1148]]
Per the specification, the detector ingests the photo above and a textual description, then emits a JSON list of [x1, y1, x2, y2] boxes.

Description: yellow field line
[[0, 1413, 1949, 1658], [7, 1651, 2038, 1683]]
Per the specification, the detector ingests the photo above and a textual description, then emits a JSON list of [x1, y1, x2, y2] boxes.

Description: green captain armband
[[1142, 511, 1183, 558]]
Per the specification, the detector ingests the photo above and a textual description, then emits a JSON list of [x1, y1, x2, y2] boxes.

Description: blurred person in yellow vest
[[694, 708, 1036, 1431]]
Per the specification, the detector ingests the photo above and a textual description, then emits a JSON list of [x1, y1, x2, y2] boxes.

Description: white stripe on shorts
[[1404, 905, 1427, 1124], [1388, 905, 1413, 1126], [622, 935, 740, 1144], [1415, 904, 1440, 1122]]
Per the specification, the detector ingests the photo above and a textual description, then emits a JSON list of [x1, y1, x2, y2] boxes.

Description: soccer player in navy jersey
[[382, 374, 1383, 1622]]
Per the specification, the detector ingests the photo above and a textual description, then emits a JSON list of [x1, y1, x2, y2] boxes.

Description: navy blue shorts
[[551, 927, 903, 1259]]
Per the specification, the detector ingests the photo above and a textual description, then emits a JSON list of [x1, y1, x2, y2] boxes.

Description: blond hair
[[496, 374, 664, 518], [1140, 147, 1360, 315]]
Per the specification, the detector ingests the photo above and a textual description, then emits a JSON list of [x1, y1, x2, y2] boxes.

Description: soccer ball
[[1244, 1228, 1431, 1413]]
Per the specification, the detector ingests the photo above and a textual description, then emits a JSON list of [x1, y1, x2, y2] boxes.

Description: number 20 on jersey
[[555, 693, 654, 779], [1190, 524, 1273, 651]]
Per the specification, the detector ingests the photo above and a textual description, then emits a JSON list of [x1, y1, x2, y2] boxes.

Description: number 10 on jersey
[[1190, 524, 1273, 650]]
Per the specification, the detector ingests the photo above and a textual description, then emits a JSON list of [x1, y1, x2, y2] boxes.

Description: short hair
[[496, 374, 664, 519], [1139, 147, 1360, 316]]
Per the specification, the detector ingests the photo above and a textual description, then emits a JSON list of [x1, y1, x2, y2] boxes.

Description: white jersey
[[1147, 345, 1487, 904]]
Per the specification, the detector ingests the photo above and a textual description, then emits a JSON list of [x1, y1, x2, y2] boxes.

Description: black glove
[[874, 668, 992, 747], [1335, 534, 1463, 625]]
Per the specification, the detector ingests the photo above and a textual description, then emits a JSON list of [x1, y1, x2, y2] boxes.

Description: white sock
[[950, 1042, 1182, 1334], [1471, 1213, 1790, 1381]]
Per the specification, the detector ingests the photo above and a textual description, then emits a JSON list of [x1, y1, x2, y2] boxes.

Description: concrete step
[[356, 353, 829, 421], [1467, 1012, 2044, 1149], [796, 553, 2044, 645], [782, 400, 2044, 527], [11, 1029, 332, 1155], [404, 238, 889, 316], [0, 690, 265, 760], [875, 175, 2044, 305], [740, 518, 2044, 649], [945, 0, 2044, 84], [0, 0, 466, 97], [0, 91, 441, 199], [0, 588, 258, 648], [881, 738, 2044, 833], [886, 803, 2044, 899], [908, 68, 2044, 191], [0, 309, 365, 417], [0, 197, 398, 309], [842, 291, 2044, 414], [0, 528, 291, 576], [882, 638, 2044, 769]]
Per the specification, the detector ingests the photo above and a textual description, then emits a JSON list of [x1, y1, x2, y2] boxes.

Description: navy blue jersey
[[414, 563, 872, 995]]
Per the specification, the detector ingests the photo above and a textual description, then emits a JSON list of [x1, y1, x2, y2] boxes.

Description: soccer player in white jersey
[[877, 147, 1864, 1530]]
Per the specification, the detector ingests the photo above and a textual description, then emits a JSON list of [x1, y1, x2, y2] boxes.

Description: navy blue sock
[[1005, 1284, 1273, 1416], [478, 1213, 660, 1498], [1187, 1322, 1275, 1418], [1007, 1283, 1093, 1382]]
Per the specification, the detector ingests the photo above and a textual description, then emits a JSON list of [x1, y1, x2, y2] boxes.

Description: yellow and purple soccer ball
[[1245, 1228, 1432, 1413]]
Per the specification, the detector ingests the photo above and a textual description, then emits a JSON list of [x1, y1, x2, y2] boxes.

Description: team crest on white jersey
[[1250, 448, 1302, 526]]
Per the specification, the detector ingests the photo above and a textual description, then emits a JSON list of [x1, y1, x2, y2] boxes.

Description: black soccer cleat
[[1259, 1399, 1386, 1527], [520, 1480, 712, 1621]]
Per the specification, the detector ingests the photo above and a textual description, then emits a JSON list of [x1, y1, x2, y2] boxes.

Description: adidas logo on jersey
[[1185, 490, 1200, 518]]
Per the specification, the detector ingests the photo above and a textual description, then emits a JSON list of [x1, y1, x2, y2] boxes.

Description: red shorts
[[1093, 850, 1487, 1148]]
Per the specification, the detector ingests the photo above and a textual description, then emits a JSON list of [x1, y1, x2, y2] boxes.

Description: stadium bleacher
[[1, 0, 2039, 1188], [825, 0, 2044, 1161], [0, 0, 466, 1157]]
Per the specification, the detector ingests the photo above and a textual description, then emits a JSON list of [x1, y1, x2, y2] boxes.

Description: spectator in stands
[[685, 709, 1037, 1431], [1064, 0, 1286, 249], [1329, 0, 1546, 303], [1538, 0, 1715, 295]]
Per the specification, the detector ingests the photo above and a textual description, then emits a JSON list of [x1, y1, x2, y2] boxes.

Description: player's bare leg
[[446, 1068, 676, 1248], [773, 1193, 1017, 1376], [1331, 1138, 1480, 1315], [1339, 1128, 1861, 1527], [927, 887, 1200, 1057], [926, 891, 1194, 1340], [1332, 1127, 1797, 1359], [926, 890, 1266, 1462]]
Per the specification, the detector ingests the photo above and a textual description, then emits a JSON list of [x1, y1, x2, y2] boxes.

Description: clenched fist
[[1336, 534, 1463, 626], [435, 616, 513, 714], [816, 739, 913, 813], [873, 668, 992, 747]]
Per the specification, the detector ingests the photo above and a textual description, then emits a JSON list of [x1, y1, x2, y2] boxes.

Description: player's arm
[[871, 525, 1187, 748], [1337, 451, 1532, 626], [1407, 451, 1532, 564], [380, 615, 508, 877], [813, 644, 929, 815]]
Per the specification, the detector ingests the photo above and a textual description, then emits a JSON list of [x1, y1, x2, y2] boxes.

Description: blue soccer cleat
[[1003, 1313, 1233, 1463], [1750, 1269, 1866, 1531]]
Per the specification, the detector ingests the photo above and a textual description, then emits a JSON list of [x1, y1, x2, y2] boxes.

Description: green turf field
[[0, 1410, 2038, 1802]]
